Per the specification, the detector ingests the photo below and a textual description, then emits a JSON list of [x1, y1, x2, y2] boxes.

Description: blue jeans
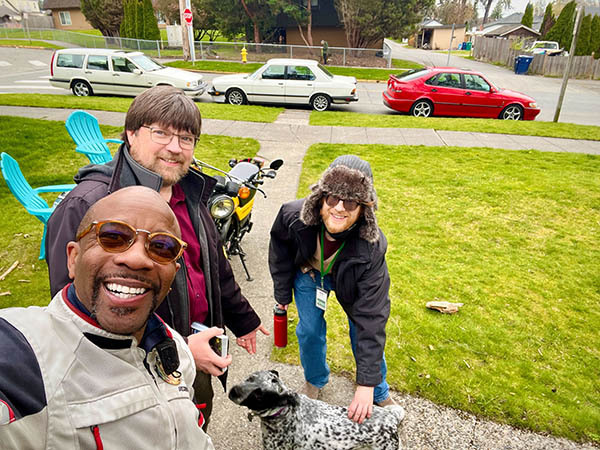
[[293, 269, 390, 403]]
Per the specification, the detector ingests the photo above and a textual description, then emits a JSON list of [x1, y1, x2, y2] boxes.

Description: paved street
[[385, 39, 600, 125], [1, 46, 600, 126]]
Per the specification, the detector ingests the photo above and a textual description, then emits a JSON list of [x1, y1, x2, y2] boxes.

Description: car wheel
[[72, 80, 92, 97], [226, 88, 246, 105], [410, 100, 433, 117], [311, 94, 331, 111], [500, 104, 523, 120]]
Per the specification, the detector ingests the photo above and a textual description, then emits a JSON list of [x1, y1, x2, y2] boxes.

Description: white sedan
[[208, 58, 358, 111]]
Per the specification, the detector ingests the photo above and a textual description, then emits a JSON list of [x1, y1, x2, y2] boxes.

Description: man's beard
[[90, 274, 160, 336]]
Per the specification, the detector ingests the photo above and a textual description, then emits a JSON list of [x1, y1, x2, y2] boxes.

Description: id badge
[[315, 287, 328, 311]]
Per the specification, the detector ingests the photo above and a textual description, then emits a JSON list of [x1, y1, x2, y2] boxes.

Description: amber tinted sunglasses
[[324, 194, 362, 212], [76, 220, 187, 264]]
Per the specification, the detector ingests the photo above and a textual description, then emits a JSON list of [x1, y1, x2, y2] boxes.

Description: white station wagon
[[49, 48, 207, 98], [208, 58, 358, 111]]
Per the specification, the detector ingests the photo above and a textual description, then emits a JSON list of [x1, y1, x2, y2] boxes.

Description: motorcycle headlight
[[209, 195, 235, 219]]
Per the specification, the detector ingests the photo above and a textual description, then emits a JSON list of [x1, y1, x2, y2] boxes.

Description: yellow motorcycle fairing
[[235, 196, 254, 221]]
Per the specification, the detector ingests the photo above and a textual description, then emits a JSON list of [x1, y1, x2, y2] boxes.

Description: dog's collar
[[248, 406, 288, 422]]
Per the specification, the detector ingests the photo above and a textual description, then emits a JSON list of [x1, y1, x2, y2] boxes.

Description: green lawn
[[310, 111, 600, 141], [0, 116, 259, 307], [0, 94, 282, 123], [165, 60, 412, 81], [273, 143, 600, 444], [392, 58, 424, 69], [0, 39, 62, 49]]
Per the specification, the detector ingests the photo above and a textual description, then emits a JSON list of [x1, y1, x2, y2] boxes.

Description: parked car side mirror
[[489, 87, 497, 93], [133, 68, 142, 75]]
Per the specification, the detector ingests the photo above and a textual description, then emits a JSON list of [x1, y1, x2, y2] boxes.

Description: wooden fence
[[472, 36, 600, 79]]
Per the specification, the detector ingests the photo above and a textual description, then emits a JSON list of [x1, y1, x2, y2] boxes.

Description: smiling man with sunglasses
[[0, 187, 214, 449], [45, 85, 267, 428], [269, 155, 403, 425]]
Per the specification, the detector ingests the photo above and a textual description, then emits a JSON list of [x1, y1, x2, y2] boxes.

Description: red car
[[383, 67, 540, 120]]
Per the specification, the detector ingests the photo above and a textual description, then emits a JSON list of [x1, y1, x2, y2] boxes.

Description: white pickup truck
[[527, 41, 566, 56]]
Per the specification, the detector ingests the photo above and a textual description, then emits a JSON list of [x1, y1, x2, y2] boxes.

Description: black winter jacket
[[45, 144, 261, 339], [269, 199, 391, 387]]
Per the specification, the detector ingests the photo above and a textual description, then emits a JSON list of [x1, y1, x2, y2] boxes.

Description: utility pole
[[178, 0, 190, 61], [553, 6, 583, 122], [446, 24, 455, 66]]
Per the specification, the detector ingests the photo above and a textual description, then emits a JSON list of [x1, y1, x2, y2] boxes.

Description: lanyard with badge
[[316, 225, 345, 311]]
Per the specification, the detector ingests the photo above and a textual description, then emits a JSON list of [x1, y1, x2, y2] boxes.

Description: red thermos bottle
[[273, 305, 287, 348]]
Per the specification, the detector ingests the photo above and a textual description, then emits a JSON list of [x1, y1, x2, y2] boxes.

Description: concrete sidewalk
[[2, 105, 600, 154], [3, 105, 599, 449]]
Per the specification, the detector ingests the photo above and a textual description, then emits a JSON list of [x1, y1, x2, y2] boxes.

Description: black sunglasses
[[324, 194, 361, 212], [76, 220, 187, 264]]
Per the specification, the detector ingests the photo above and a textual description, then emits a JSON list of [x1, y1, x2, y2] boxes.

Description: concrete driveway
[[385, 39, 600, 125]]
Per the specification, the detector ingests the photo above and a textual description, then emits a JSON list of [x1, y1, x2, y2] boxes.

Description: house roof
[[476, 23, 540, 37], [421, 19, 444, 27], [484, 12, 543, 31], [420, 19, 465, 30], [42, 0, 80, 9]]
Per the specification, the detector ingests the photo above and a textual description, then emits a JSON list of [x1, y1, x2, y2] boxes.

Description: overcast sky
[[504, 0, 533, 14]]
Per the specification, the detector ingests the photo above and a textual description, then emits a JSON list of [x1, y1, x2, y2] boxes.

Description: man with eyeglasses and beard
[[45, 85, 268, 428], [0, 187, 214, 449], [269, 155, 404, 425]]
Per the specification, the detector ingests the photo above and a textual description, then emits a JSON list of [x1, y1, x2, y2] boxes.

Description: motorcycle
[[192, 156, 284, 281]]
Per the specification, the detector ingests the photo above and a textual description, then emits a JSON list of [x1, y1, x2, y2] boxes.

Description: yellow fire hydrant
[[241, 47, 247, 64]]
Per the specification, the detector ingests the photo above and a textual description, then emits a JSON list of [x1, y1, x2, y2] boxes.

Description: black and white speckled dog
[[228, 370, 405, 450]]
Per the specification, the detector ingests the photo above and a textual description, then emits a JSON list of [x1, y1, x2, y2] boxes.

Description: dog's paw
[[385, 405, 406, 423]]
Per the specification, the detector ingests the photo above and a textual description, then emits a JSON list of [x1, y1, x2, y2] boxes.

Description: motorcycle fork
[[231, 197, 255, 281]]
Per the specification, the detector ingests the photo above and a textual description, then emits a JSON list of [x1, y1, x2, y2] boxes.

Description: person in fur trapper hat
[[269, 155, 402, 425]]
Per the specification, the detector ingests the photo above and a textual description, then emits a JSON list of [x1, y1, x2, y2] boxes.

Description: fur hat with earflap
[[300, 155, 379, 243]]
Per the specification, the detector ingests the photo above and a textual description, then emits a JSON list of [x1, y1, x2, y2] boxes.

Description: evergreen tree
[[80, 0, 123, 37], [143, 0, 161, 41], [575, 13, 591, 56], [540, 3, 555, 38], [591, 15, 600, 59], [521, 3, 534, 28], [545, 0, 576, 50], [122, 0, 137, 39], [135, 0, 145, 40], [120, 0, 131, 38]]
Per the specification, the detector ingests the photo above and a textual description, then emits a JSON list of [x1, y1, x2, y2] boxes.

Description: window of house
[[59, 11, 71, 26], [87, 55, 109, 71]]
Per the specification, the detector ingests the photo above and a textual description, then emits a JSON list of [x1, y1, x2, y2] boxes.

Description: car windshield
[[318, 64, 333, 78], [249, 67, 264, 78], [532, 42, 558, 49], [395, 68, 430, 81], [128, 54, 164, 71]]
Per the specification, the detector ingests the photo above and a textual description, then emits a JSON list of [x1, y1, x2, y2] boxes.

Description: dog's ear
[[269, 369, 279, 377]]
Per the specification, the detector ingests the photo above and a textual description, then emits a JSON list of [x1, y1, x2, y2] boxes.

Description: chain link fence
[[0, 26, 391, 68]]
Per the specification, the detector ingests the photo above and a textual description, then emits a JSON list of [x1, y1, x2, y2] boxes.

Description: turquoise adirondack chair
[[0, 153, 76, 260], [65, 110, 122, 165]]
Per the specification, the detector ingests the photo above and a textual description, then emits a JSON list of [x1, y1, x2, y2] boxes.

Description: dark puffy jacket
[[268, 199, 391, 387], [46, 144, 261, 339]]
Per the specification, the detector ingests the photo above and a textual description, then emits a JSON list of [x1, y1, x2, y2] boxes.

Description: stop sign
[[183, 8, 193, 25]]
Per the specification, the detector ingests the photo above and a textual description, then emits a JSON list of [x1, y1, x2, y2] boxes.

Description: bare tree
[[334, 0, 432, 49], [481, 0, 511, 25], [434, 0, 475, 25], [268, 0, 314, 47]]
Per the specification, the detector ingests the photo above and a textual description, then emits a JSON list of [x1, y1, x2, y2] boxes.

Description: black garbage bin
[[514, 55, 534, 74]]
